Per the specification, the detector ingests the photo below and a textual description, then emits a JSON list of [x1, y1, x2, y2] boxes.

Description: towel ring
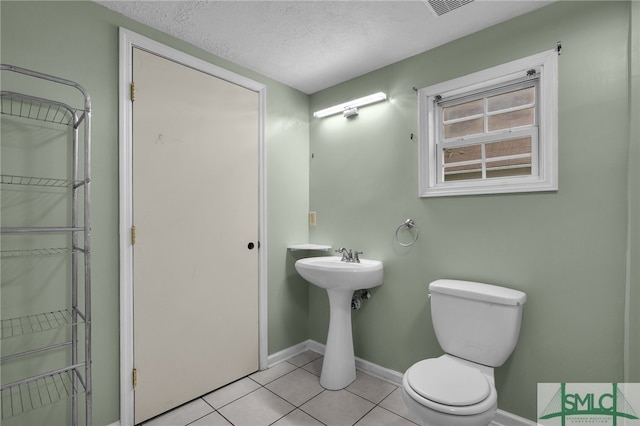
[[395, 218, 418, 247]]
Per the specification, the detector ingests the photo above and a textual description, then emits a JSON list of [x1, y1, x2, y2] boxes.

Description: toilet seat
[[407, 357, 490, 406], [403, 357, 497, 416]]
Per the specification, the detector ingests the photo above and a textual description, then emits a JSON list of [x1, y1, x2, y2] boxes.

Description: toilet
[[402, 279, 526, 426]]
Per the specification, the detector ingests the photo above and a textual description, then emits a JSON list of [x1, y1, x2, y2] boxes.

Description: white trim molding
[[268, 339, 404, 386], [418, 49, 558, 197], [493, 410, 540, 426], [118, 28, 267, 426], [267, 340, 313, 367]]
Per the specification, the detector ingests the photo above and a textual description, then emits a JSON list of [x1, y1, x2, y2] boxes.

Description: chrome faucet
[[335, 247, 362, 263], [336, 247, 352, 262]]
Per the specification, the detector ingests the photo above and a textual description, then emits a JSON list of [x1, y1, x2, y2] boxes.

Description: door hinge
[[132, 368, 137, 388], [131, 225, 136, 245], [130, 82, 136, 102]]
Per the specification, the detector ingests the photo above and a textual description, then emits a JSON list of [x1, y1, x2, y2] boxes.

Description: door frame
[[118, 28, 268, 426]]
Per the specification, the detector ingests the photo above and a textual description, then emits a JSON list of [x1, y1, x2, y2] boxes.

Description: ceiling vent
[[426, 0, 474, 16]]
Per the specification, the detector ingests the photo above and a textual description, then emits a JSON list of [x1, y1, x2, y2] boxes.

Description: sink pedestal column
[[321, 288, 356, 390]]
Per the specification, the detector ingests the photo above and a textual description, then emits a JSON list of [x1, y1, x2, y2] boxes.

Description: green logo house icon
[[538, 383, 640, 426]]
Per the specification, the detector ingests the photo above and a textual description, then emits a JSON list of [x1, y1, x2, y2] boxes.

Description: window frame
[[418, 50, 558, 197]]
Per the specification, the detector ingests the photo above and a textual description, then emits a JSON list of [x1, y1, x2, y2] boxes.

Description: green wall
[[0, 1, 310, 425], [628, 0, 640, 382], [309, 1, 637, 421]]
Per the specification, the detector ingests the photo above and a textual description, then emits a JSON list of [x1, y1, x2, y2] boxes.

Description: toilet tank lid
[[429, 279, 527, 306]]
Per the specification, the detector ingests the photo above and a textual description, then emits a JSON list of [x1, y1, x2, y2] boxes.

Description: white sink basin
[[294, 256, 383, 290], [295, 255, 384, 390]]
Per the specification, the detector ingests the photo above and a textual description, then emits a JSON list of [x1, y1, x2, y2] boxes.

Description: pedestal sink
[[295, 256, 383, 390]]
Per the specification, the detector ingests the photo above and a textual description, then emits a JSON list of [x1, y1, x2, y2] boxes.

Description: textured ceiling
[[95, 0, 554, 94]]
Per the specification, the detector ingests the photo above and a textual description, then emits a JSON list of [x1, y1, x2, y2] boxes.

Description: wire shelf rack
[[0, 248, 71, 258], [1, 64, 92, 425], [0, 227, 85, 234], [1, 175, 82, 188], [1, 310, 81, 339], [0, 366, 86, 420], [0, 91, 79, 127]]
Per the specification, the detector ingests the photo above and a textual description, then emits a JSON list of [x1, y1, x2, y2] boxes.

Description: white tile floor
[[141, 351, 421, 426]]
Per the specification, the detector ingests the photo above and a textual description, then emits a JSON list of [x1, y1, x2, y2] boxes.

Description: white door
[[132, 48, 259, 424]]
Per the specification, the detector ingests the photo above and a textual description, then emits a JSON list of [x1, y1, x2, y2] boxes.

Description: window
[[418, 50, 558, 197]]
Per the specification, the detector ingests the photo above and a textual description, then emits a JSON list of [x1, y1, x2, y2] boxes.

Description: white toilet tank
[[429, 279, 526, 367]]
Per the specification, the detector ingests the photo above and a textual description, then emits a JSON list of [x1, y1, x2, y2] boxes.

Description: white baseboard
[[492, 409, 539, 426], [106, 422, 121, 426], [271, 340, 537, 426], [306, 339, 326, 357], [269, 339, 404, 385], [267, 339, 314, 367], [355, 354, 405, 385]]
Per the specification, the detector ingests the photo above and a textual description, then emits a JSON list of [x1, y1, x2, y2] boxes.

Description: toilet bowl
[[401, 279, 526, 426], [401, 355, 497, 426]]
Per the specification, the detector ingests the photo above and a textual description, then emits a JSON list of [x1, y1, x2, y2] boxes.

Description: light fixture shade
[[313, 92, 387, 118]]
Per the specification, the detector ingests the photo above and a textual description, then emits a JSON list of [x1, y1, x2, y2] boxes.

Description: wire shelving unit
[[0, 64, 92, 426]]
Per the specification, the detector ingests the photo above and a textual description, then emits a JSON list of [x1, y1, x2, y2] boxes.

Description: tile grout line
[[180, 353, 417, 426], [264, 363, 328, 426], [281, 361, 414, 426], [255, 360, 336, 426], [276, 358, 416, 426]]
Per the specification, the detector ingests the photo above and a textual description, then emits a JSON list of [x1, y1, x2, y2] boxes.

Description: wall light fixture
[[313, 92, 387, 118]]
